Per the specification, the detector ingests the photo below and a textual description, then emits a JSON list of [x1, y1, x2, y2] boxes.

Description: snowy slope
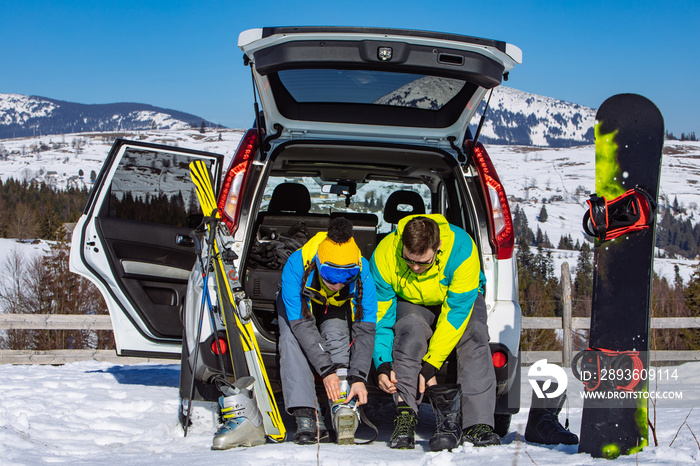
[[486, 141, 700, 281], [0, 93, 216, 139], [0, 128, 698, 281], [471, 86, 596, 147], [0, 360, 698, 464]]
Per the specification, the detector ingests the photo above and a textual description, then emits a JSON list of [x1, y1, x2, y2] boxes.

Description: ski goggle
[[316, 257, 361, 285], [401, 248, 438, 267]]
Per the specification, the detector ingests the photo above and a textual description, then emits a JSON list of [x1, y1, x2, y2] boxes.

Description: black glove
[[419, 361, 439, 382], [376, 362, 392, 379]]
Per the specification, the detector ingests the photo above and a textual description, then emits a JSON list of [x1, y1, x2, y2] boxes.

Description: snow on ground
[[0, 360, 698, 464]]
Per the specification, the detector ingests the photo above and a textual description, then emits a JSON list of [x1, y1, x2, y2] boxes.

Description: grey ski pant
[[391, 294, 496, 428], [278, 309, 350, 413]]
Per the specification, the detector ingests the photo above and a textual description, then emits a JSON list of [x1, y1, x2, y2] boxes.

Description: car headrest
[[384, 190, 426, 224], [268, 183, 311, 213]]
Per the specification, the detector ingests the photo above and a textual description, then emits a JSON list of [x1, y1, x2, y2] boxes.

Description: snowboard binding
[[572, 348, 644, 392], [582, 187, 657, 241]]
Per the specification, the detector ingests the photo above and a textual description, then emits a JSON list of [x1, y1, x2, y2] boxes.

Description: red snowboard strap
[[572, 348, 644, 392], [583, 187, 656, 241]]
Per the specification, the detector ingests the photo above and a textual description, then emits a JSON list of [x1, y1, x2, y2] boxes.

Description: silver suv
[[70, 26, 523, 436]]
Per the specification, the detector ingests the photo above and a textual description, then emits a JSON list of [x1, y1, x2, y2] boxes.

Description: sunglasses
[[317, 259, 361, 285], [402, 248, 438, 267]]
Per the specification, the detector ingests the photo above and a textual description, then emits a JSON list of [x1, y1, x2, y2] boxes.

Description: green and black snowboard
[[574, 94, 664, 459]]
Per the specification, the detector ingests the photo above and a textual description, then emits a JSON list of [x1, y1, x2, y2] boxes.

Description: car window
[[278, 69, 466, 110], [107, 148, 206, 226], [261, 175, 431, 234]]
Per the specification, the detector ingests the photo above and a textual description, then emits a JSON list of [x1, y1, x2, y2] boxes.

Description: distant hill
[[1, 87, 594, 146], [0, 93, 217, 139], [469, 86, 596, 147]]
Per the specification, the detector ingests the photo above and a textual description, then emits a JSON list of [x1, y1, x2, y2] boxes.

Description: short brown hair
[[402, 216, 440, 255]]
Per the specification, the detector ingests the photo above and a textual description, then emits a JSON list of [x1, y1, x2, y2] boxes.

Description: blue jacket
[[280, 232, 377, 382]]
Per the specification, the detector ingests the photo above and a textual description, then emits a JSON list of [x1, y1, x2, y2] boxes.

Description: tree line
[[0, 178, 90, 241], [0, 240, 112, 351], [515, 203, 700, 353], [0, 178, 698, 354]]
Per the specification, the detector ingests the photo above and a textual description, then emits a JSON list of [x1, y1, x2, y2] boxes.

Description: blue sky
[[3, 0, 699, 134]]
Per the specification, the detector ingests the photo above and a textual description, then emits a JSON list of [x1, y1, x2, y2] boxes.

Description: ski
[[575, 94, 664, 459], [189, 160, 286, 443]]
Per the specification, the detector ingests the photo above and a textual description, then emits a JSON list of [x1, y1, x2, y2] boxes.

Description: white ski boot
[[331, 402, 360, 445], [212, 376, 266, 450], [330, 369, 359, 445]]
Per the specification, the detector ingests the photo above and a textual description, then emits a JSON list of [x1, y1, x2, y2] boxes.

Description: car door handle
[[176, 234, 195, 247]]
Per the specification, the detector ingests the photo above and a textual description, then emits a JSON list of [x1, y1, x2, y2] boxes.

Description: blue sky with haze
[[3, 0, 698, 134]]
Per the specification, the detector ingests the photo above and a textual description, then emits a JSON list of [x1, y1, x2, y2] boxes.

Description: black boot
[[525, 382, 578, 445], [292, 407, 330, 445], [389, 405, 417, 449], [427, 384, 463, 451], [463, 424, 501, 446]]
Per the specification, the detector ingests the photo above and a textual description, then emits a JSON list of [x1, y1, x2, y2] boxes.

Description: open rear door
[[69, 139, 223, 358]]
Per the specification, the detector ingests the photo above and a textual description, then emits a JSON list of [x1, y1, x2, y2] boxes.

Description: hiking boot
[[463, 424, 501, 447], [525, 381, 578, 445], [211, 376, 266, 450], [292, 407, 330, 445], [427, 384, 463, 451], [331, 401, 360, 445], [389, 406, 417, 449]]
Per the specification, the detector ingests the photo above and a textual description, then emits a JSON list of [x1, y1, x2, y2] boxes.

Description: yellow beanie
[[317, 236, 360, 266]]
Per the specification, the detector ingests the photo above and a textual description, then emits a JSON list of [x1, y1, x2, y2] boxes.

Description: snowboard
[[188, 160, 286, 442], [575, 94, 664, 459]]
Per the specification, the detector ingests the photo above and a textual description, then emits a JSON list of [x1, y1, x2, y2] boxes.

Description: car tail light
[[492, 350, 507, 368], [218, 128, 259, 233], [470, 141, 514, 260], [211, 337, 228, 355]]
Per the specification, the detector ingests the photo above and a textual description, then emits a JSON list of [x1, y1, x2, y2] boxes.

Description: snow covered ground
[[0, 360, 698, 464]]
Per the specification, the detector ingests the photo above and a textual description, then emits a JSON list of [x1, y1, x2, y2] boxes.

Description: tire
[[494, 413, 511, 437]]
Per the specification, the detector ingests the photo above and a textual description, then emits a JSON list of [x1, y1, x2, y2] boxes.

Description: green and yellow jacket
[[369, 213, 486, 371]]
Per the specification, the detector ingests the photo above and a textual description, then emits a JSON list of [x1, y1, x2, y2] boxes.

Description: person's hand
[[346, 381, 368, 406], [323, 372, 341, 402], [378, 370, 397, 394], [418, 373, 438, 394]]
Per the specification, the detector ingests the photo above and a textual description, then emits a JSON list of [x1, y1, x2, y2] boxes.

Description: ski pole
[[183, 216, 219, 437]]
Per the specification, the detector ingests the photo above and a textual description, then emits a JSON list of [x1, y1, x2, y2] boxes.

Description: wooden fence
[[1, 311, 699, 365], [1, 262, 698, 365]]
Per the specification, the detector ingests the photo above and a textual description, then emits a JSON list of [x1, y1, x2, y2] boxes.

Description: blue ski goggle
[[316, 257, 361, 285]]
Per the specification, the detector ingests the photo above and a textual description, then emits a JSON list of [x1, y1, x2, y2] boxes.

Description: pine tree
[[682, 263, 700, 349], [573, 243, 593, 317], [512, 204, 535, 245], [538, 204, 548, 223]]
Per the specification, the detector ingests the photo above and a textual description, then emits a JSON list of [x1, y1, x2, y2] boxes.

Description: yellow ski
[[189, 160, 286, 442]]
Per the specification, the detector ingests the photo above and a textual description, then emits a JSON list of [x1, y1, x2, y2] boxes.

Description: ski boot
[[427, 384, 463, 451], [525, 381, 578, 445], [329, 367, 360, 444], [212, 376, 266, 450], [331, 400, 360, 445], [389, 405, 417, 449], [463, 424, 501, 447], [292, 407, 330, 445]]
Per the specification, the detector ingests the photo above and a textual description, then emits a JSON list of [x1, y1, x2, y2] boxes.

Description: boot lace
[[392, 410, 417, 439], [466, 424, 493, 440]]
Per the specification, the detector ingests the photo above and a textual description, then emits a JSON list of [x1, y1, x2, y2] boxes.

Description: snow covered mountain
[[469, 87, 596, 147], [0, 93, 216, 139], [1, 87, 594, 146]]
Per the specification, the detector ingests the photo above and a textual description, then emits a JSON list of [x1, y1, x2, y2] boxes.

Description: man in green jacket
[[370, 214, 499, 450]]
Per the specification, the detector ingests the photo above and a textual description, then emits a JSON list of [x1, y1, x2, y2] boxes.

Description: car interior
[[242, 142, 485, 336]]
